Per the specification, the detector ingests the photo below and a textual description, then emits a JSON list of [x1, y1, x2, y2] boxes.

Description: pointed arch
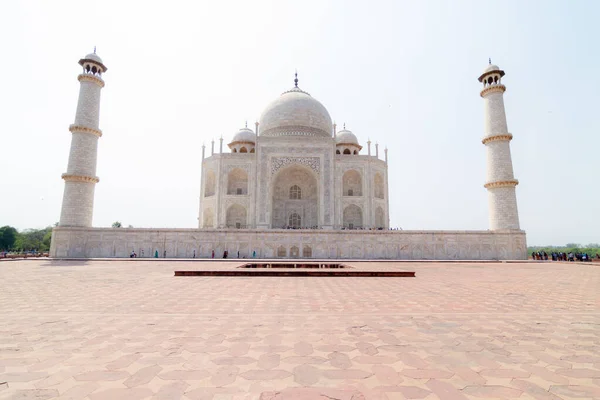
[[343, 204, 363, 229], [374, 172, 384, 199], [226, 204, 247, 228], [227, 168, 248, 195], [342, 169, 362, 196], [204, 170, 216, 197]]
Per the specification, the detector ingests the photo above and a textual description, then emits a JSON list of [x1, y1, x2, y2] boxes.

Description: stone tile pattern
[[1, 260, 599, 399]]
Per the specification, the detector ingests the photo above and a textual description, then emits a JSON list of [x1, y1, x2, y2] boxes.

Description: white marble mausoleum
[[200, 74, 389, 231], [50, 51, 527, 259]]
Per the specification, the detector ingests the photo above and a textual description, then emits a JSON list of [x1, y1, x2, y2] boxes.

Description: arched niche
[[343, 204, 363, 229], [374, 172, 384, 199], [204, 170, 216, 197], [342, 169, 362, 196], [302, 245, 312, 258], [271, 165, 318, 229], [227, 168, 248, 195], [226, 204, 247, 228], [277, 246, 286, 257], [290, 246, 300, 258]]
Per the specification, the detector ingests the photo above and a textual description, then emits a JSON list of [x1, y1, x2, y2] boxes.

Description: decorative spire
[[294, 70, 298, 88], [489, 57, 491, 65], [94, 46, 97, 54], [245, 121, 248, 128], [343, 123, 346, 130]]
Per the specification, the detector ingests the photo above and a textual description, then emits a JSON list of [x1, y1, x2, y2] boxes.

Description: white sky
[[1, 0, 598, 246]]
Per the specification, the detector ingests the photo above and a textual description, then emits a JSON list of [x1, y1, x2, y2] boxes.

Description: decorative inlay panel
[[271, 157, 320, 175]]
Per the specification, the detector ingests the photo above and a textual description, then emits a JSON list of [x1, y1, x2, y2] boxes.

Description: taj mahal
[[50, 51, 527, 259], [199, 73, 389, 232]]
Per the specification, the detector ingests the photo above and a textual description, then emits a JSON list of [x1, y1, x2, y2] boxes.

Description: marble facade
[[51, 227, 527, 260]]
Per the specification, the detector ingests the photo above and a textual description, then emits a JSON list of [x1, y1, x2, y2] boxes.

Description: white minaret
[[479, 61, 520, 230], [59, 50, 107, 227]]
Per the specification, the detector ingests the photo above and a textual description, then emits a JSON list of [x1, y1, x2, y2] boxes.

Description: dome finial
[[94, 46, 97, 54], [489, 57, 491, 65], [343, 122, 346, 130], [294, 70, 298, 88], [245, 120, 248, 128]]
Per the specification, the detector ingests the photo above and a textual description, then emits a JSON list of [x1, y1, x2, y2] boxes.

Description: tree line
[[0, 226, 53, 252], [527, 243, 600, 257]]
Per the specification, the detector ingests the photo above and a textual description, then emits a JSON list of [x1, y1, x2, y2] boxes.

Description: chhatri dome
[[335, 128, 360, 146], [478, 59, 505, 82], [228, 124, 256, 153], [78, 48, 107, 73], [231, 126, 256, 144], [259, 73, 332, 138]]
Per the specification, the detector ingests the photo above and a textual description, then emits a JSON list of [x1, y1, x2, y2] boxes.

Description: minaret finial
[[94, 46, 97, 54], [294, 70, 298, 88], [489, 57, 491, 65]]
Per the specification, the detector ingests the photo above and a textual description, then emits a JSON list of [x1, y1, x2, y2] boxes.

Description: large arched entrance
[[271, 165, 319, 229]]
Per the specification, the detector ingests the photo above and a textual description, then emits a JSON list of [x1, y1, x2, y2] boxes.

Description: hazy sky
[[1, 0, 598, 246]]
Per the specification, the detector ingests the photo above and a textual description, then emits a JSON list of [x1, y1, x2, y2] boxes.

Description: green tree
[[12, 227, 53, 252], [42, 230, 52, 250], [0, 226, 18, 250], [112, 221, 122, 228], [13, 227, 51, 252]]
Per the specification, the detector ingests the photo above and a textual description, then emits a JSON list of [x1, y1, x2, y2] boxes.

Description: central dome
[[259, 86, 332, 138]]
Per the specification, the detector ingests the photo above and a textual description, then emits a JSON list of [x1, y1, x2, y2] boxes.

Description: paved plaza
[[1, 260, 600, 399]]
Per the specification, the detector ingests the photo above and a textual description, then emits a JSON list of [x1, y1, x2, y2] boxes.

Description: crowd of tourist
[[282, 225, 322, 229], [532, 251, 598, 262]]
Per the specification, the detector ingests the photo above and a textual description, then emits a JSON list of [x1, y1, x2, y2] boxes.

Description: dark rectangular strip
[[174, 270, 415, 277]]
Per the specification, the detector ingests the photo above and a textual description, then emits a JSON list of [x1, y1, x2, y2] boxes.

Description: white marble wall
[[50, 227, 527, 260], [199, 137, 390, 231]]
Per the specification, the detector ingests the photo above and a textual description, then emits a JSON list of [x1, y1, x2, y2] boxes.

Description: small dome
[[483, 64, 500, 74], [336, 129, 359, 146], [259, 87, 332, 138], [231, 127, 256, 144], [84, 52, 103, 64], [478, 62, 505, 82], [79, 51, 107, 72]]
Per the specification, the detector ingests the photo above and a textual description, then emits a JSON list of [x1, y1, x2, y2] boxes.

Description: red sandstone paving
[[0, 260, 600, 399]]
